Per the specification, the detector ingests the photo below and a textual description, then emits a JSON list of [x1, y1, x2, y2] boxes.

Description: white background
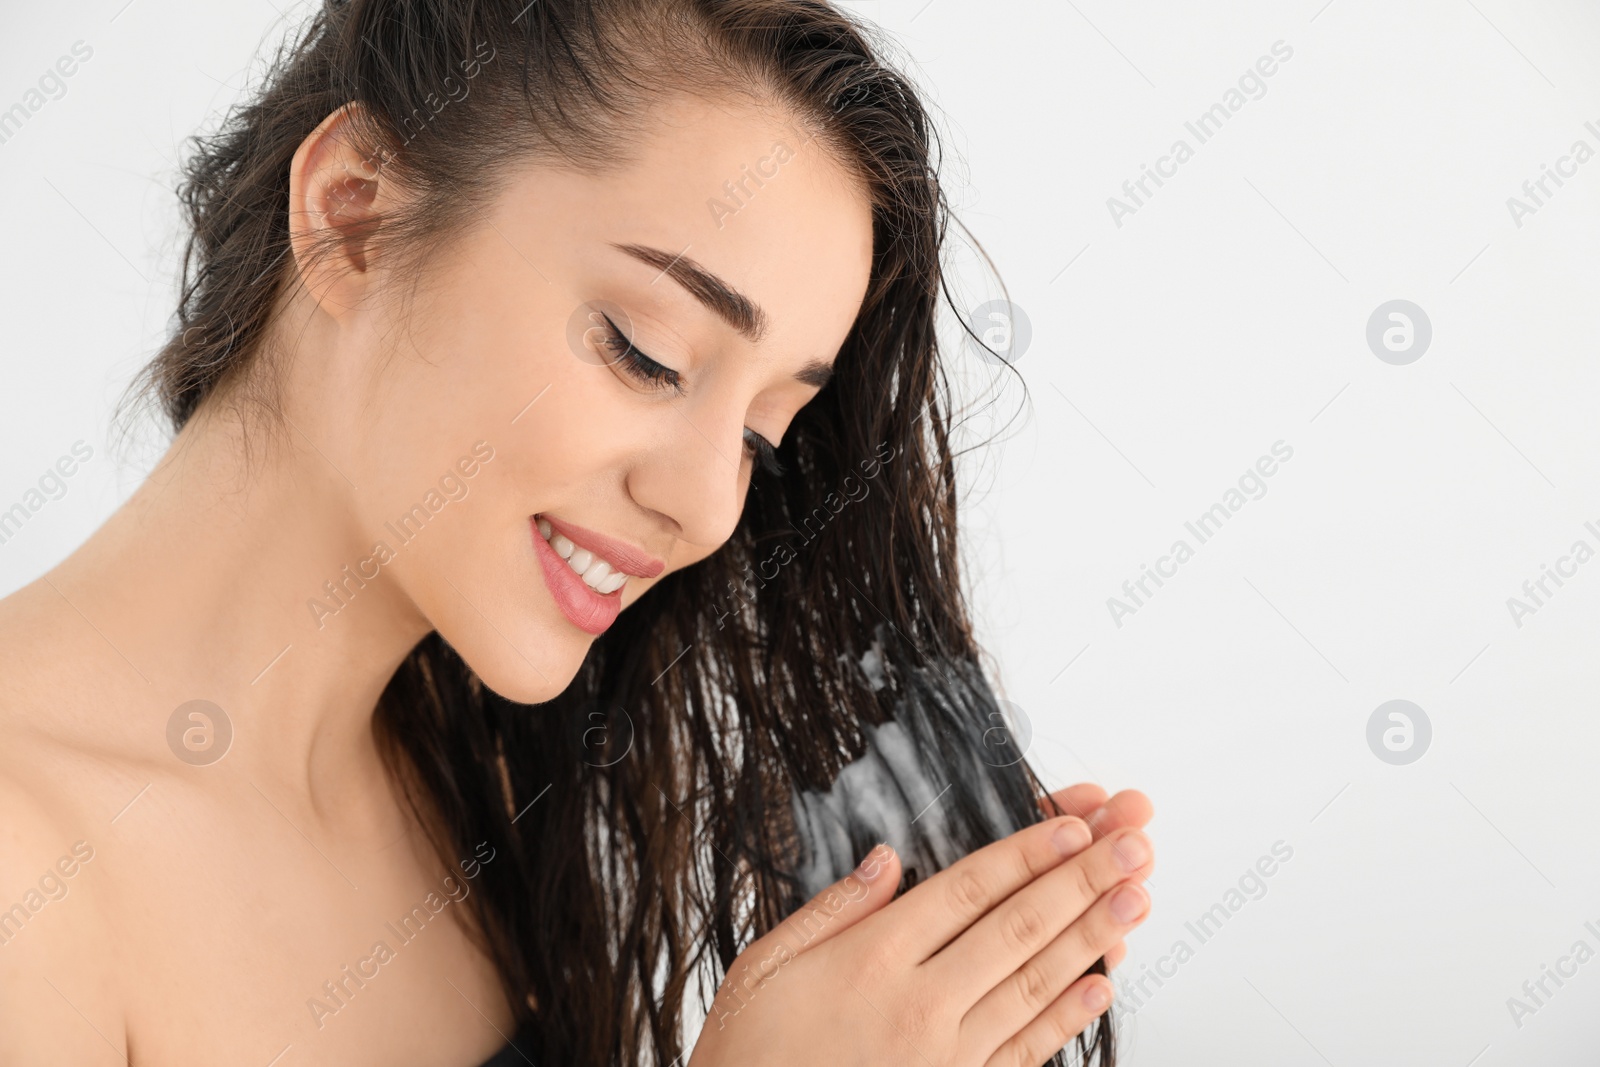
[[3, 1, 1598, 1064]]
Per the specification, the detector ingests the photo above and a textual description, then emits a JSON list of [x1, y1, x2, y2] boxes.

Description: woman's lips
[[539, 514, 665, 580], [531, 518, 623, 635]]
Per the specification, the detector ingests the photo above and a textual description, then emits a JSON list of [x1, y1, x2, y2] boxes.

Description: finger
[[928, 828, 1152, 1001], [706, 845, 903, 1031], [749, 844, 901, 960], [962, 881, 1149, 1050], [872, 816, 1093, 961], [1039, 787, 1153, 841], [1084, 789, 1153, 840], [1037, 783, 1107, 820], [1104, 939, 1126, 970], [982, 973, 1114, 1067]]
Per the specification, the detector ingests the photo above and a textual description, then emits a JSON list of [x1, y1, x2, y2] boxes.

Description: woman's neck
[[31, 396, 434, 820]]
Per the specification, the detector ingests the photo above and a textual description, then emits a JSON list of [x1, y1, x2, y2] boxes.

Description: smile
[[538, 517, 630, 594], [529, 514, 665, 635]]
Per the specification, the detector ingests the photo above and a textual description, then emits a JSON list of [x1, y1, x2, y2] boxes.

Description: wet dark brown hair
[[123, 1, 1114, 1063]]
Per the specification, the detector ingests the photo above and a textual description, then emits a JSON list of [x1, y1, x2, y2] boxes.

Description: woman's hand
[[1037, 783, 1155, 973], [689, 787, 1154, 1066]]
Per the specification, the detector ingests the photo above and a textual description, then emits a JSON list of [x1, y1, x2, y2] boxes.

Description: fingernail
[[855, 843, 892, 881], [1110, 884, 1147, 923], [1115, 831, 1150, 873], [1086, 805, 1110, 833], [1051, 818, 1092, 856], [1082, 981, 1112, 1012]]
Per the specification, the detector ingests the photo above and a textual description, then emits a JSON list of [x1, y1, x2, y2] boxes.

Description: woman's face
[[294, 93, 874, 701]]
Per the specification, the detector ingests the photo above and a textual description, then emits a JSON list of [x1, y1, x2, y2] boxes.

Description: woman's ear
[[286, 102, 392, 313]]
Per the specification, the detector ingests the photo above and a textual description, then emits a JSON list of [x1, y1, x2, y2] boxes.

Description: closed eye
[[596, 311, 785, 477], [596, 312, 685, 396], [743, 427, 784, 476]]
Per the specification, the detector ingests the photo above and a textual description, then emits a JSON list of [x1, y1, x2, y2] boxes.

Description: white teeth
[[581, 559, 613, 589], [538, 520, 629, 595]]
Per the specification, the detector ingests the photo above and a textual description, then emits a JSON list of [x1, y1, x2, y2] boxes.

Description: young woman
[[0, 1, 1154, 1064]]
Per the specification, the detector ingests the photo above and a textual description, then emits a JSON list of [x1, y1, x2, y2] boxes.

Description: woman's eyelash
[[743, 427, 785, 476], [597, 313, 686, 396], [597, 312, 785, 477]]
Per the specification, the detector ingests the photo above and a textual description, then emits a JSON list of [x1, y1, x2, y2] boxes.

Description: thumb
[[756, 843, 902, 959], [703, 846, 902, 1038]]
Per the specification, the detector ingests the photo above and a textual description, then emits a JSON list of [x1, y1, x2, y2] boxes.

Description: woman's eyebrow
[[609, 241, 834, 390]]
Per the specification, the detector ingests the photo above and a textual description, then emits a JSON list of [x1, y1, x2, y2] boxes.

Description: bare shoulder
[[0, 583, 131, 1061], [0, 770, 128, 1061], [0, 575, 160, 771]]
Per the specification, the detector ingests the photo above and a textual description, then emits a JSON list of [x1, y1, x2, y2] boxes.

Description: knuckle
[[1033, 1012, 1074, 1061], [1015, 827, 1057, 882], [1064, 901, 1113, 958], [1001, 900, 1049, 954], [1014, 959, 1055, 1014], [946, 867, 992, 922], [1065, 853, 1099, 903], [1109, 829, 1150, 873], [1000, 1031, 1049, 1067]]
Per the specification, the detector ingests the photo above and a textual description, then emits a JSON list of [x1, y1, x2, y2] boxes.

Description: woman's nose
[[627, 400, 749, 551]]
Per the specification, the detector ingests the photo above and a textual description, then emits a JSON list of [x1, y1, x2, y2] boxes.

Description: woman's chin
[[442, 622, 588, 707], [470, 653, 577, 707]]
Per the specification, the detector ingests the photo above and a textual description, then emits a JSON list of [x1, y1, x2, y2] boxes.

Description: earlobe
[[286, 103, 389, 307]]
